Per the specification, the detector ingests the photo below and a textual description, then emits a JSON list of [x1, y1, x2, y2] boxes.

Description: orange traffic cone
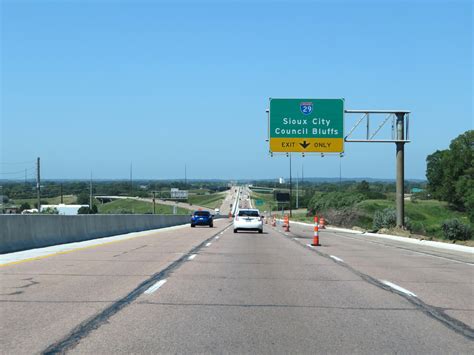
[[283, 215, 290, 232], [312, 216, 320, 246], [319, 217, 326, 229]]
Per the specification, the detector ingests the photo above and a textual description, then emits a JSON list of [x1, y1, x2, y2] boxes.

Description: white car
[[233, 209, 263, 233]]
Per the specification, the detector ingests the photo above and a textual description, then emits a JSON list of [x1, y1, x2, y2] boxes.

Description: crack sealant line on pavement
[[288, 222, 474, 266], [290, 219, 474, 254], [40, 223, 232, 355], [273, 226, 474, 341]]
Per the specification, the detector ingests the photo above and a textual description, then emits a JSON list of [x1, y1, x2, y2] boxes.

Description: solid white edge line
[[144, 279, 167, 294], [329, 255, 344, 262], [206, 242, 212, 247], [288, 220, 473, 254], [381, 280, 417, 297], [187, 254, 197, 260]]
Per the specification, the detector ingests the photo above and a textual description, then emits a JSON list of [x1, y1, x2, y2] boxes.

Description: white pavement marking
[[144, 279, 167, 295], [206, 242, 212, 247], [215, 236, 220, 240], [381, 280, 417, 297], [289, 220, 474, 254], [329, 255, 344, 262], [306, 244, 315, 248], [327, 232, 473, 266], [187, 254, 197, 261]]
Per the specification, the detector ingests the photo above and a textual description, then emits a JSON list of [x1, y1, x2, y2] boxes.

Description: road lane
[[0, 219, 230, 354], [69, 222, 472, 354], [286, 221, 474, 329]]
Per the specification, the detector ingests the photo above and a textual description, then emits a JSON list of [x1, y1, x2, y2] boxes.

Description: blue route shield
[[300, 102, 313, 115]]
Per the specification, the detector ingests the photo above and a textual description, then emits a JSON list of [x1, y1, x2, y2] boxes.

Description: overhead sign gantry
[[266, 98, 411, 228]]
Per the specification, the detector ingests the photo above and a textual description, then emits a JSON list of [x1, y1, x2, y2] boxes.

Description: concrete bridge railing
[[0, 214, 192, 254]]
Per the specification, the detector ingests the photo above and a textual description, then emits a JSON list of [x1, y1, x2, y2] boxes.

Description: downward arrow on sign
[[299, 141, 310, 149]]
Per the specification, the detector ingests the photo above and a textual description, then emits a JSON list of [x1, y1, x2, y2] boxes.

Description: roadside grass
[[250, 190, 307, 213], [286, 198, 472, 245], [250, 191, 277, 213], [10, 195, 77, 207], [97, 198, 188, 214], [188, 192, 225, 209], [358, 199, 470, 238]]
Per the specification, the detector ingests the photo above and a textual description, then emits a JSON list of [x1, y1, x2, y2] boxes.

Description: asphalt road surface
[[1, 191, 473, 354]]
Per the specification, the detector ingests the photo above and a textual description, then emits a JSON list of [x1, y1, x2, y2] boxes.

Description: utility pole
[[296, 171, 299, 209], [130, 162, 133, 197], [184, 164, 187, 187], [395, 113, 405, 228], [289, 153, 292, 217], [89, 172, 93, 213], [25, 168, 27, 187], [152, 191, 156, 214], [36, 157, 41, 212], [60, 183, 63, 204]]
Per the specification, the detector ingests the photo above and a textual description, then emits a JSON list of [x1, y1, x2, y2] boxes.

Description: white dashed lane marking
[[187, 254, 197, 261], [381, 280, 417, 297], [329, 255, 344, 262], [144, 279, 167, 295]]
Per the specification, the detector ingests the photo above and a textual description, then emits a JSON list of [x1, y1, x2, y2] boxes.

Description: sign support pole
[[289, 153, 292, 217], [36, 157, 41, 212], [395, 113, 405, 228]]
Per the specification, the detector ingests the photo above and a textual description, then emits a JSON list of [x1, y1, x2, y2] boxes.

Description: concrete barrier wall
[[0, 214, 191, 254]]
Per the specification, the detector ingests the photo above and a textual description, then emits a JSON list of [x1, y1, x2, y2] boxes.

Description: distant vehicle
[[214, 208, 220, 215], [191, 210, 213, 228], [233, 209, 263, 233]]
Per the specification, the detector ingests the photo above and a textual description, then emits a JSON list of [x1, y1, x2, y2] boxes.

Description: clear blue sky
[[1, 0, 472, 180]]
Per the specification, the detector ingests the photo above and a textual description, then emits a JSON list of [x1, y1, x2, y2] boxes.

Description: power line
[[0, 160, 35, 165], [0, 168, 35, 175]]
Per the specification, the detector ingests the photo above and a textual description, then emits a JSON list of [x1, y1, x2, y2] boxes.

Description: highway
[[1, 187, 473, 354]]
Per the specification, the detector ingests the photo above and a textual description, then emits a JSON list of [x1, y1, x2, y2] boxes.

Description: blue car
[[191, 210, 213, 228]]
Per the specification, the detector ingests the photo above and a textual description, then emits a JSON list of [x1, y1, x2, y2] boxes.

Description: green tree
[[426, 130, 474, 220], [76, 192, 90, 205], [356, 180, 370, 193], [19, 202, 31, 212]]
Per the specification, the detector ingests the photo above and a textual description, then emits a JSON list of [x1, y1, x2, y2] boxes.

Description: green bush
[[41, 207, 59, 214], [19, 202, 31, 212], [409, 221, 426, 235], [373, 207, 411, 230], [309, 192, 365, 213], [441, 219, 472, 241], [373, 208, 397, 229]]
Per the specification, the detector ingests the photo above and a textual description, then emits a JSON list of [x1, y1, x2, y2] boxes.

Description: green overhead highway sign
[[269, 98, 344, 153]]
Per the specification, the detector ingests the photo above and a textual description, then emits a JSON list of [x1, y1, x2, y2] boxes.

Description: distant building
[[40, 204, 89, 215], [4, 207, 19, 214], [279, 177, 285, 184]]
